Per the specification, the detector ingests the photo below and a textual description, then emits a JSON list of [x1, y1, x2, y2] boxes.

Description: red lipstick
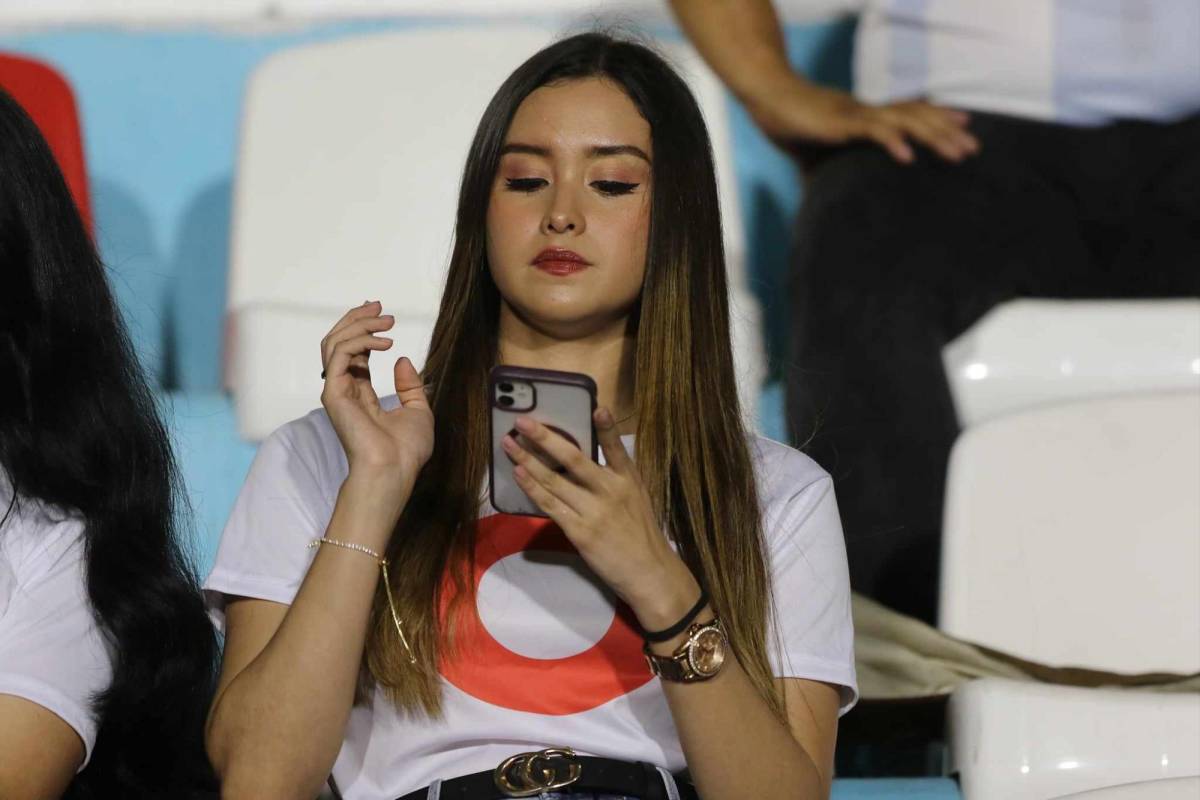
[[532, 247, 592, 276]]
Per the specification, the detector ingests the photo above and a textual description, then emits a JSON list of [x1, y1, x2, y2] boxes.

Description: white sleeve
[[764, 472, 859, 716], [0, 523, 112, 768], [202, 412, 340, 630]]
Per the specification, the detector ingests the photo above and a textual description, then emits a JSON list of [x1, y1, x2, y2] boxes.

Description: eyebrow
[[500, 142, 651, 163]]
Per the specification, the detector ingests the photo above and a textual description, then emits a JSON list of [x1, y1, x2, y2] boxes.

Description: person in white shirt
[[672, 0, 1200, 624], [204, 33, 857, 800], [0, 88, 218, 798]]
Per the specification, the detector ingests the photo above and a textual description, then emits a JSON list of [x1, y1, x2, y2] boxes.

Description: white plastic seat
[[942, 299, 1200, 427], [948, 680, 1200, 800], [939, 391, 1200, 800], [1055, 777, 1200, 800], [225, 25, 762, 441]]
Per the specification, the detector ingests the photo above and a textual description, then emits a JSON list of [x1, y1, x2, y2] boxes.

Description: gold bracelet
[[307, 538, 417, 664], [306, 537, 382, 561]]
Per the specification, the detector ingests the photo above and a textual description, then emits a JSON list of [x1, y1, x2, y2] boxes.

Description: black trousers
[[787, 111, 1200, 623]]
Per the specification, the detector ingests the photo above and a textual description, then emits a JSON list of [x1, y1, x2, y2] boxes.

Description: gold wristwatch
[[643, 617, 728, 682]]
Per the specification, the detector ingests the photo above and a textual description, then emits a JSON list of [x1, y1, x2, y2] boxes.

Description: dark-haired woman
[[0, 88, 218, 798], [205, 33, 856, 800]]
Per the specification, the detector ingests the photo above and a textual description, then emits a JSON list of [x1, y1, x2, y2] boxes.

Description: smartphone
[[489, 365, 598, 517]]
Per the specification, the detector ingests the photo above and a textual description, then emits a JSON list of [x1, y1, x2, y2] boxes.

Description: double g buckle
[[493, 747, 582, 797]]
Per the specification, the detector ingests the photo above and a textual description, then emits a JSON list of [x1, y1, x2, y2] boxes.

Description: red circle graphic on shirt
[[438, 514, 652, 715]]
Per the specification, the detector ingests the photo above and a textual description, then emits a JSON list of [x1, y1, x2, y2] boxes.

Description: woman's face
[[487, 77, 652, 339]]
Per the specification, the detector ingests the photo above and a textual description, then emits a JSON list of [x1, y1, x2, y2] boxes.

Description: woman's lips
[[535, 260, 589, 276], [532, 248, 591, 276]]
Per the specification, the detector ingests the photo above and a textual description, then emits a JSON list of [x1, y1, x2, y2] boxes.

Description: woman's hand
[[501, 408, 701, 631], [320, 301, 434, 492]]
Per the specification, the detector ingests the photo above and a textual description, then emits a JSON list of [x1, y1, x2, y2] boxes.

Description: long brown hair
[[364, 32, 783, 722]]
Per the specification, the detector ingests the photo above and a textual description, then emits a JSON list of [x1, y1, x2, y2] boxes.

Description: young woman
[[0, 88, 219, 798], [204, 33, 856, 800]]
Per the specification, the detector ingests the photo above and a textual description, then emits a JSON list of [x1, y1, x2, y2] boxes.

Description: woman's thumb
[[394, 356, 428, 407]]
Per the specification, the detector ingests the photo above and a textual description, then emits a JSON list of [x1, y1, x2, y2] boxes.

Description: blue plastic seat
[[832, 778, 961, 799], [159, 390, 258, 575]]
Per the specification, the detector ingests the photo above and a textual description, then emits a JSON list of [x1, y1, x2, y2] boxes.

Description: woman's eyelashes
[[505, 177, 547, 192], [503, 177, 640, 196], [591, 180, 640, 196]]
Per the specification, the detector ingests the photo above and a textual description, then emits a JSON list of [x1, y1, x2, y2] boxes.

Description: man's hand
[[746, 78, 980, 164], [669, 0, 978, 164]]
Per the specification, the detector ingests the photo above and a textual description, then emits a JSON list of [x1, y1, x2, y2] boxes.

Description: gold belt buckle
[[493, 747, 582, 797]]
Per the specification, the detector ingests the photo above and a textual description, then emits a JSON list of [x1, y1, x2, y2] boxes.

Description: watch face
[[687, 626, 727, 677]]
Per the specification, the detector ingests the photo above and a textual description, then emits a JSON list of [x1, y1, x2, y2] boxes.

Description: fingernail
[[514, 417, 534, 432], [598, 408, 615, 426]]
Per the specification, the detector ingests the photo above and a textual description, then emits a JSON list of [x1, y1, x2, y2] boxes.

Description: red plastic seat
[[0, 53, 91, 232]]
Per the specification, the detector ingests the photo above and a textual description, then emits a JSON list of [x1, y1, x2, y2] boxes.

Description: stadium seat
[[0, 52, 91, 232], [1053, 778, 1200, 799], [948, 680, 1199, 800], [831, 778, 960, 799], [159, 391, 256, 574], [942, 299, 1200, 427], [225, 26, 763, 441], [939, 391, 1200, 799]]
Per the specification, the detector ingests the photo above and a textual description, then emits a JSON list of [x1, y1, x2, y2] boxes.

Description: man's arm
[[668, 0, 979, 163], [670, 0, 794, 106]]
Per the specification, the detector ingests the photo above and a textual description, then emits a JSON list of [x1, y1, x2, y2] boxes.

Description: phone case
[[489, 365, 598, 517]]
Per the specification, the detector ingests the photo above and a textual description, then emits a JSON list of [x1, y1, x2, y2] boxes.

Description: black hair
[[0, 87, 218, 798]]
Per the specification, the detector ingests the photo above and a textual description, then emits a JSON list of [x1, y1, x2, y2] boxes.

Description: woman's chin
[[509, 301, 634, 341]]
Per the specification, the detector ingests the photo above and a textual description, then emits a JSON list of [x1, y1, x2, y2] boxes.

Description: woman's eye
[[592, 180, 639, 196], [504, 178, 547, 193]]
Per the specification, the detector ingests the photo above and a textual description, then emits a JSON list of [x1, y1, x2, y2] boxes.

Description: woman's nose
[[542, 189, 584, 235], [545, 213, 576, 233]]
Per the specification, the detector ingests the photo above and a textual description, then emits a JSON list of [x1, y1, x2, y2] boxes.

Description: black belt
[[395, 748, 699, 800]]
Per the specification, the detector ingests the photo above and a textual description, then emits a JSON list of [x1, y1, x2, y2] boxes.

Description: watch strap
[[644, 646, 691, 682]]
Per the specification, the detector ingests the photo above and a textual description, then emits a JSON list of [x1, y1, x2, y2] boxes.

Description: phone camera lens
[[498, 395, 514, 407], [498, 382, 514, 393]]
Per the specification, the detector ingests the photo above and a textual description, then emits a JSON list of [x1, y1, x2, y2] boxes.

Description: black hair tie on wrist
[[642, 588, 709, 643]]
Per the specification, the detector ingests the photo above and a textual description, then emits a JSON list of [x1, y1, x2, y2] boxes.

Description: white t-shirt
[[792, 0, 1200, 125], [204, 398, 857, 800], [0, 483, 112, 769]]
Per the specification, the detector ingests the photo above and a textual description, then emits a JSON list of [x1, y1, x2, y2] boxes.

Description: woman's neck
[[497, 305, 637, 433]]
